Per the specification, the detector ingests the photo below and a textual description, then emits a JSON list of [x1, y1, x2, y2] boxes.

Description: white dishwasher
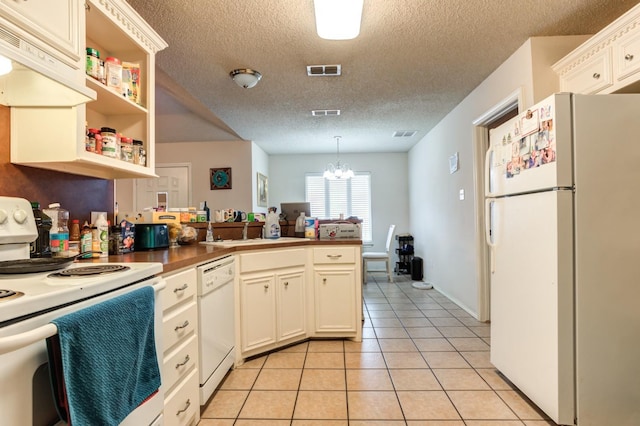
[[196, 255, 235, 405]]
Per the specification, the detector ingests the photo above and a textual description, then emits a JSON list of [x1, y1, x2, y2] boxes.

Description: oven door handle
[[0, 323, 58, 355], [0, 281, 166, 355]]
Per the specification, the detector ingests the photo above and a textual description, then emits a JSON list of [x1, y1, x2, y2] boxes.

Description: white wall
[[251, 141, 269, 214], [408, 36, 586, 318], [154, 140, 254, 212], [269, 152, 409, 256]]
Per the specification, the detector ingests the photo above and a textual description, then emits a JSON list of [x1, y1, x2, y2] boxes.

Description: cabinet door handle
[[175, 354, 190, 368], [264, 284, 269, 289], [176, 399, 191, 415], [174, 320, 189, 331], [173, 283, 188, 293], [327, 254, 342, 259], [323, 278, 327, 284], [625, 53, 634, 61], [592, 72, 601, 79], [283, 281, 289, 287]]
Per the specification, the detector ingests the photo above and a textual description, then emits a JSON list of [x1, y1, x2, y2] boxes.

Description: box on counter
[[318, 223, 362, 240], [120, 219, 135, 253], [117, 211, 180, 225]]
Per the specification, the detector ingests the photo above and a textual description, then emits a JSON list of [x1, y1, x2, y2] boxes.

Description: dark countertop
[[78, 238, 362, 275]]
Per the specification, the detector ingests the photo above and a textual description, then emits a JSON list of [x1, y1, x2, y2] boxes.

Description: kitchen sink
[[199, 237, 309, 248]]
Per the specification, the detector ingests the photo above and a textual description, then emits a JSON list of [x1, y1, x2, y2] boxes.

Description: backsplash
[[0, 106, 114, 222]]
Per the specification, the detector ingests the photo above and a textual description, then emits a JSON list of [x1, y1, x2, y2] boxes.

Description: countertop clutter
[[83, 236, 361, 274]]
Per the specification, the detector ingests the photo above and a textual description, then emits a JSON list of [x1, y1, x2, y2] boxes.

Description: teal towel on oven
[[48, 286, 160, 426]]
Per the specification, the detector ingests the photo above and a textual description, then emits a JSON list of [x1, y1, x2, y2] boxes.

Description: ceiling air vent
[[307, 64, 342, 76], [393, 130, 417, 137], [311, 109, 341, 116]]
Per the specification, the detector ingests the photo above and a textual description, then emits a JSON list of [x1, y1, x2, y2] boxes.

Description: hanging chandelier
[[323, 136, 354, 180]]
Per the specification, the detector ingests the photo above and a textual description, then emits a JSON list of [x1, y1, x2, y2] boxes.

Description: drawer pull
[[175, 354, 190, 368], [592, 72, 601, 79], [176, 398, 191, 415], [173, 284, 188, 293], [174, 320, 189, 331], [625, 53, 634, 61], [327, 254, 343, 259]]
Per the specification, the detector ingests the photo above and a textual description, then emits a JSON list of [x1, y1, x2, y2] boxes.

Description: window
[[305, 172, 372, 242]]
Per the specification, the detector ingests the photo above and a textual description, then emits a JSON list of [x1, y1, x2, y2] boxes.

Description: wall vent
[[393, 130, 417, 137], [307, 64, 341, 76], [312, 109, 341, 116]]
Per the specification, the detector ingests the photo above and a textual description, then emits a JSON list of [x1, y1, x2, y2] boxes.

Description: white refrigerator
[[486, 93, 640, 426]]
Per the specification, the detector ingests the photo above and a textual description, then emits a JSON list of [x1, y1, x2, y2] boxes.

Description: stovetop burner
[[48, 265, 131, 278], [0, 289, 24, 301]]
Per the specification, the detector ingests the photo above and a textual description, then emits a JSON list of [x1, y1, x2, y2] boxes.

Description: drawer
[[163, 335, 198, 393], [615, 29, 640, 81], [559, 47, 613, 94], [164, 368, 199, 426], [162, 302, 197, 352], [162, 268, 197, 312], [313, 246, 356, 264], [239, 248, 306, 273]]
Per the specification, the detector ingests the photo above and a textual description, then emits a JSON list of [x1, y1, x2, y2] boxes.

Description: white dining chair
[[362, 224, 396, 283]]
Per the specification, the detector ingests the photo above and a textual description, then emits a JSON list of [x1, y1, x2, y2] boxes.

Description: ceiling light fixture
[[229, 68, 262, 89], [323, 136, 354, 180], [313, 0, 364, 40], [0, 55, 12, 76]]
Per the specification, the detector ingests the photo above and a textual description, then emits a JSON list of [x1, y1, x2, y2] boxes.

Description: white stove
[[0, 261, 163, 325], [0, 196, 165, 426]]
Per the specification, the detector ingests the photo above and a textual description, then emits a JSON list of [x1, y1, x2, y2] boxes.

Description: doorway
[[472, 88, 523, 322], [134, 163, 192, 211]]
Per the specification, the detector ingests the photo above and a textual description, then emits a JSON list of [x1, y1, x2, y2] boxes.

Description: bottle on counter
[[109, 223, 123, 255], [203, 201, 210, 222], [43, 203, 69, 258], [206, 222, 214, 242], [30, 201, 52, 258], [295, 212, 306, 238], [91, 225, 100, 258], [95, 213, 109, 258], [80, 221, 92, 258], [265, 207, 281, 239]]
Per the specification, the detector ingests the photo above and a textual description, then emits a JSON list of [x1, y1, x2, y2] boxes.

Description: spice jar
[[100, 127, 118, 158], [86, 48, 100, 79], [120, 136, 133, 163], [132, 139, 142, 165], [86, 128, 100, 153]]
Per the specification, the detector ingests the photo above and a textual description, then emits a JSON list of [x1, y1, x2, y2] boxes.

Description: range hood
[[0, 18, 95, 107]]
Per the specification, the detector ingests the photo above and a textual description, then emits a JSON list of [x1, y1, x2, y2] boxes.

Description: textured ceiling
[[126, 0, 639, 154]]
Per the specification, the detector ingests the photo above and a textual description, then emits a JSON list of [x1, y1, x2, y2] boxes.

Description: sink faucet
[[242, 222, 249, 240]]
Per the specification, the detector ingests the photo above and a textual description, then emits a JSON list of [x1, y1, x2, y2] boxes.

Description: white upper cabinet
[[9, 0, 167, 179], [0, 0, 82, 67], [553, 3, 640, 95]]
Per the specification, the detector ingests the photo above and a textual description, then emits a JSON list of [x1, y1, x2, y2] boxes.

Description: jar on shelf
[[86, 127, 100, 153], [132, 139, 142, 165], [86, 47, 100, 79], [100, 127, 118, 158], [120, 136, 133, 162], [133, 139, 146, 166]]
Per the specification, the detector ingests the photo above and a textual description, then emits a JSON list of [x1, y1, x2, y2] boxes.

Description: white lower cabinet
[[312, 246, 361, 337], [238, 248, 306, 358], [160, 267, 199, 426]]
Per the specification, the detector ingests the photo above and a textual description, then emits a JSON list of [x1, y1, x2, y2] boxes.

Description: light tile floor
[[199, 273, 557, 425]]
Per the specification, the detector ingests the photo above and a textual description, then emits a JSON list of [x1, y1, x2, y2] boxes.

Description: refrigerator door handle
[[485, 198, 496, 273], [485, 146, 495, 197]]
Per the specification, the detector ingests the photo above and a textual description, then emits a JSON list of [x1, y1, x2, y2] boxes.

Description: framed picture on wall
[[257, 172, 268, 207], [210, 167, 232, 190]]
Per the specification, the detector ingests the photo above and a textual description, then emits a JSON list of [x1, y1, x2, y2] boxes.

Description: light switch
[[459, 189, 465, 200]]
